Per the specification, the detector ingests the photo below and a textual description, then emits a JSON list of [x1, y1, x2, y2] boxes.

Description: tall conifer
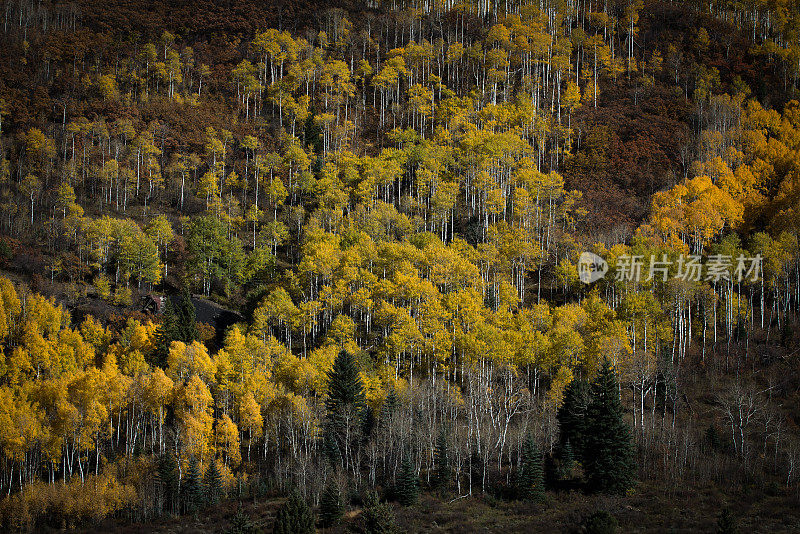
[[557, 379, 591, 459], [182, 456, 204, 514], [395, 454, 418, 506], [319, 480, 343, 528], [324, 350, 366, 470], [517, 434, 545, 500], [433, 428, 450, 490], [583, 359, 635, 494]]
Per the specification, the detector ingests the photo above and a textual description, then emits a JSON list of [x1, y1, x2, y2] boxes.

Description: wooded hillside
[[0, 0, 799, 531]]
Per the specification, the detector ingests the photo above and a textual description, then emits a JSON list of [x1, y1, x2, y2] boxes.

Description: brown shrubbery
[[0, 472, 136, 530]]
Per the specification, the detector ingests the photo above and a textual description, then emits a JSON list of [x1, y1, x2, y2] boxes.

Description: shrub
[[113, 286, 133, 306], [583, 510, 618, 534], [0, 473, 136, 531], [94, 274, 111, 300]]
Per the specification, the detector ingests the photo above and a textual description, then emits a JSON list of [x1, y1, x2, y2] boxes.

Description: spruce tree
[[152, 291, 198, 368], [324, 350, 366, 470], [557, 378, 590, 459], [433, 428, 450, 490], [516, 434, 545, 501], [175, 289, 199, 342], [322, 430, 343, 468], [303, 107, 323, 155], [706, 424, 724, 452], [559, 439, 575, 479], [204, 458, 223, 505], [361, 491, 397, 534], [583, 358, 635, 494], [395, 454, 418, 506], [182, 456, 204, 514], [716, 507, 738, 534], [583, 510, 619, 534], [152, 298, 177, 368], [227, 505, 259, 534], [157, 452, 180, 515], [273, 489, 315, 534], [378, 389, 398, 430], [318, 480, 343, 528]]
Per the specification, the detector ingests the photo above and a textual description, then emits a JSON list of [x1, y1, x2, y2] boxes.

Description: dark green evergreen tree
[[152, 298, 177, 368], [273, 489, 315, 534], [227, 505, 260, 534], [182, 456, 204, 514], [324, 350, 366, 470], [557, 378, 590, 459], [433, 427, 450, 490], [175, 289, 199, 342], [318, 480, 343, 528], [717, 507, 738, 534], [378, 389, 398, 432], [303, 105, 323, 155], [781, 317, 792, 346], [395, 454, 418, 506], [204, 458, 223, 505], [706, 424, 724, 452], [583, 358, 635, 494], [157, 452, 180, 515], [152, 290, 198, 368], [583, 510, 619, 534], [360, 491, 397, 534], [559, 438, 575, 479], [322, 430, 343, 468], [516, 434, 545, 501]]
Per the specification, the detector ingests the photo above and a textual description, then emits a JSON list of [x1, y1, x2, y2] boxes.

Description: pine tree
[[395, 454, 418, 506], [175, 289, 199, 342], [152, 298, 177, 368], [516, 434, 545, 501], [583, 510, 619, 534], [781, 318, 792, 346], [157, 452, 180, 515], [227, 505, 259, 534], [583, 358, 635, 494], [559, 439, 575, 479], [717, 507, 738, 534], [557, 378, 590, 459], [152, 290, 198, 368], [182, 456, 204, 514], [322, 430, 342, 468], [378, 389, 398, 431], [324, 350, 366, 470], [204, 458, 223, 505], [273, 489, 315, 534], [325, 350, 366, 418], [360, 491, 397, 534], [318, 480, 343, 528], [706, 424, 724, 452], [303, 108, 323, 155], [433, 428, 450, 490]]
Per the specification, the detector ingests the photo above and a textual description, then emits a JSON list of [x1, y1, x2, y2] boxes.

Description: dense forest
[[1, 0, 800, 531]]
